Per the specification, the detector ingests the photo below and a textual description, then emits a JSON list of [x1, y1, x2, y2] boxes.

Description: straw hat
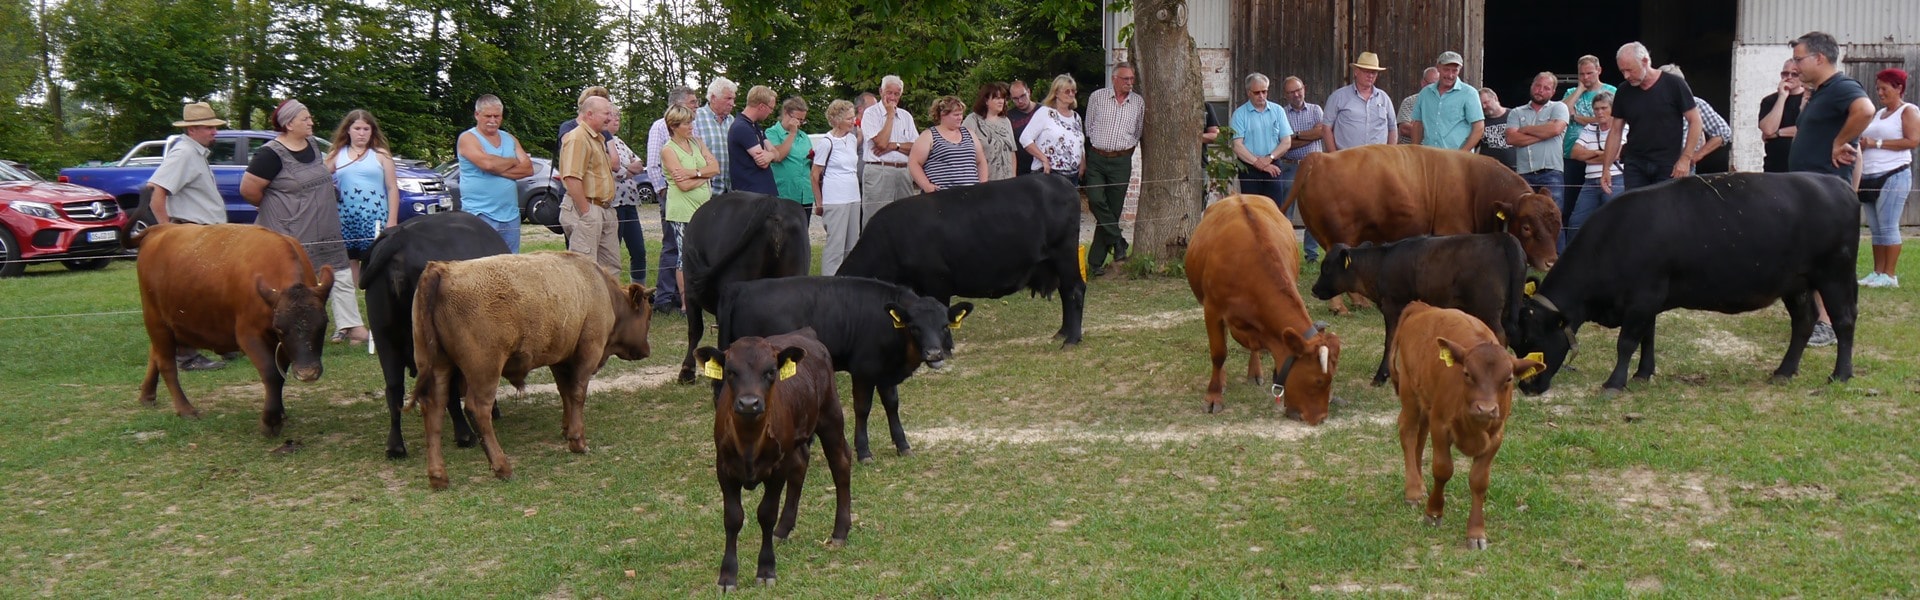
[[172, 102, 227, 128], [1351, 52, 1388, 72]]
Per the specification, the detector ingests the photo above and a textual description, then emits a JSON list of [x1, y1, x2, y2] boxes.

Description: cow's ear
[[1491, 200, 1513, 222], [947, 302, 974, 330], [884, 302, 909, 329], [1333, 247, 1350, 269], [1513, 353, 1546, 381], [1534, 186, 1553, 197], [627, 284, 654, 308], [314, 266, 336, 296], [694, 347, 726, 380], [1281, 328, 1310, 355], [1435, 337, 1468, 368], [775, 346, 806, 381], [255, 275, 281, 305]]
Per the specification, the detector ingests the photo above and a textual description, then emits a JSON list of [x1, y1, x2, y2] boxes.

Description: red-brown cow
[[695, 329, 852, 591], [1185, 195, 1343, 422], [1389, 301, 1543, 550], [133, 223, 335, 436]]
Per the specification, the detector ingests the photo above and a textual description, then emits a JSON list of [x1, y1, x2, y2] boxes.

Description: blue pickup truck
[[58, 130, 452, 236]]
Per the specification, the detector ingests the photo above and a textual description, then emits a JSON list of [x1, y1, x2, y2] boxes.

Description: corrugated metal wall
[[1738, 0, 1920, 45], [1229, 0, 1481, 107]]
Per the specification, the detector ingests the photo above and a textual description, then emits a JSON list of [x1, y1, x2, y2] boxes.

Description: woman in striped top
[[909, 95, 988, 193]]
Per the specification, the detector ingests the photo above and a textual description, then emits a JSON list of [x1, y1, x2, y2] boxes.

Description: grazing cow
[[719, 276, 971, 461], [1312, 233, 1528, 385], [1390, 301, 1543, 550], [696, 329, 853, 591], [1185, 195, 1343, 422], [838, 173, 1084, 345], [677, 192, 810, 384], [133, 224, 334, 436], [1510, 173, 1858, 394], [412, 251, 654, 490], [1283, 145, 1559, 312], [360, 211, 510, 459]]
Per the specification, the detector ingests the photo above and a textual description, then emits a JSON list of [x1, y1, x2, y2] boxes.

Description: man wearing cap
[[558, 95, 621, 275], [148, 102, 231, 371], [1325, 52, 1397, 151], [1410, 51, 1485, 151]]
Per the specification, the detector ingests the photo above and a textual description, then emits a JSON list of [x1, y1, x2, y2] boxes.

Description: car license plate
[[87, 230, 117, 243]]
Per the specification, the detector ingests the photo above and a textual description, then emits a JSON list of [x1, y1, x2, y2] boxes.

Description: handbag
[[1858, 163, 1909, 204]]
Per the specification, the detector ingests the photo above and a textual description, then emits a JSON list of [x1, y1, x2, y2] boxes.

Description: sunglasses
[[1780, 71, 1798, 77]]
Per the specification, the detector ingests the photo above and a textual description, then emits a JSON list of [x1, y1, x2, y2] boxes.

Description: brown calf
[[695, 329, 852, 591], [1389, 301, 1543, 549]]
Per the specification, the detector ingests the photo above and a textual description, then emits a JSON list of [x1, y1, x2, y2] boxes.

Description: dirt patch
[[495, 365, 681, 399], [1739, 481, 1836, 503], [978, 307, 1205, 349], [1688, 326, 1763, 363], [1308, 582, 1416, 594], [1627, 576, 1663, 593], [914, 412, 1393, 447], [1572, 467, 1726, 529]]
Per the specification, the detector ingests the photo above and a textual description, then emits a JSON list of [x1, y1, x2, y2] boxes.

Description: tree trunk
[[36, 0, 61, 137], [1130, 0, 1203, 267]]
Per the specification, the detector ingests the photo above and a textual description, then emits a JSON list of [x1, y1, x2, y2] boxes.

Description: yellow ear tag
[[777, 360, 797, 381], [1518, 352, 1545, 380], [1438, 348, 1455, 367], [948, 309, 968, 331], [1523, 352, 1544, 363], [701, 359, 725, 380], [1343, 256, 1352, 269], [1524, 281, 1537, 296], [1496, 210, 1508, 221], [889, 309, 906, 329]]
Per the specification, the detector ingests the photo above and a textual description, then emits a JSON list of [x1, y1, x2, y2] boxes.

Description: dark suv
[[0, 160, 129, 276]]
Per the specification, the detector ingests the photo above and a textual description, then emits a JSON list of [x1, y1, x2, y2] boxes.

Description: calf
[[412, 252, 654, 490], [132, 223, 334, 436], [1390, 301, 1543, 550], [696, 329, 853, 591], [677, 192, 811, 384], [1313, 233, 1527, 386], [719, 276, 971, 461]]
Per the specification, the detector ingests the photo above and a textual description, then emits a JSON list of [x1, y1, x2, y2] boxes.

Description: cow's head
[[1492, 188, 1562, 271], [887, 299, 972, 370], [1277, 325, 1342, 426], [608, 284, 656, 361], [1435, 337, 1543, 421], [255, 267, 335, 382], [696, 338, 805, 418], [1311, 244, 1363, 301], [1509, 290, 1576, 396]]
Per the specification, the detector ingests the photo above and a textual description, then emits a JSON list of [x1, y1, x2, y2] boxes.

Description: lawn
[[0, 233, 1915, 598]]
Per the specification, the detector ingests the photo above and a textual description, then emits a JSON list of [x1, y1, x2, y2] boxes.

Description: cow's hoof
[[139, 396, 157, 407], [1424, 514, 1442, 527], [676, 369, 697, 385], [1630, 374, 1653, 384], [568, 439, 587, 454], [455, 436, 477, 449], [857, 455, 875, 465], [1370, 376, 1387, 387], [827, 537, 847, 548], [1828, 373, 1851, 384], [1205, 402, 1224, 414], [428, 475, 449, 490], [386, 446, 408, 460], [1768, 373, 1794, 385], [1599, 387, 1624, 398], [1405, 497, 1424, 507], [755, 577, 775, 587], [1465, 537, 1489, 550], [493, 467, 514, 481], [261, 424, 283, 438], [177, 409, 203, 419], [718, 583, 736, 592], [895, 448, 913, 457]]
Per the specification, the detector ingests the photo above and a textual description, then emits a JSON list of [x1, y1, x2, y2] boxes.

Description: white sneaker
[[1887, 274, 1900, 288], [1859, 273, 1878, 285], [1862, 273, 1899, 288]]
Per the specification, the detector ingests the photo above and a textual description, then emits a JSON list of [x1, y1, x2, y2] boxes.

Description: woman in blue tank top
[[326, 110, 399, 259]]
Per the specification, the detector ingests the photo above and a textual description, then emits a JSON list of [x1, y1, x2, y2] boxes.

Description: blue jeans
[[1273, 160, 1320, 260], [657, 211, 682, 309], [1238, 162, 1285, 205], [1565, 174, 1622, 249], [1867, 167, 1911, 246], [614, 204, 647, 284], [475, 213, 520, 253], [1620, 158, 1672, 193], [1519, 169, 1565, 250]]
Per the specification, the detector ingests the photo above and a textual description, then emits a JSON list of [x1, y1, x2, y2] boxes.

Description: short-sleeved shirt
[[1560, 84, 1618, 156], [557, 125, 614, 203], [1085, 87, 1146, 152], [1611, 73, 1696, 167], [1411, 82, 1486, 150], [1230, 101, 1295, 160], [146, 135, 226, 224], [1790, 72, 1868, 179], [1281, 102, 1327, 160], [813, 130, 861, 205], [694, 107, 734, 193], [861, 104, 917, 163], [1576, 122, 1628, 180], [645, 117, 671, 191], [1008, 103, 1037, 176], [765, 124, 815, 205], [1325, 84, 1396, 149], [1477, 111, 1515, 169], [1758, 92, 1804, 173], [1508, 101, 1570, 173], [245, 141, 319, 181], [728, 117, 778, 195], [1683, 97, 1733, 173]]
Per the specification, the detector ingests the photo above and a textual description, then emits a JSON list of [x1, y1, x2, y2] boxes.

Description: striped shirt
[[1084, 87, 1145, 152], [693, 106, 734, 193], [1281, 102, 1326, 160], [923, 126, 979, 190]]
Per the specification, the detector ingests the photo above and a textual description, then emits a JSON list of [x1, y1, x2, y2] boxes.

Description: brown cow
[[1284, 145, 1560, 311], [411, 251, 654, 490], [1389, 301, 1543, 550], [1185, 195, 1343, 422], [133, 223, 335, 436], [695, 329, 852, 591]]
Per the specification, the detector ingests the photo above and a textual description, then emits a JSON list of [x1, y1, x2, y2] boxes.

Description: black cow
[[677, 192, 811, 384], [1313, 233, 1527, 385], [719, 276, 971, 462], [360, 212, 509, 458], [838, 173, 1083, 345], [1510, 173, 1858, 394]]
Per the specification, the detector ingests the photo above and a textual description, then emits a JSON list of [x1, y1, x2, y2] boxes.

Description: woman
[[241, 99, 362, 344], [659, 104, 719, 311], [324, 110, 400, 293], [1564, 92, 1626, 250], [1856, 68, 1917, 288], [766, 97, 816, 223], [607, 110, 649, 285], [963, 82, 1016, 181], [812, 99, 863, 275], [909, 95, 988, 193], [1017, 74, 1086, 185]]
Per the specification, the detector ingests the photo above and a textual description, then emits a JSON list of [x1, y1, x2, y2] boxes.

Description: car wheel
[[0, 227, 24, 277], [124, 205, 156, 255], [528, 193, 566, 235], [63, 257, 113, 271]]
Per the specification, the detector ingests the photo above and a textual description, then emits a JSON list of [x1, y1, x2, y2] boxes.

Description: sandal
[[329, 330, 348, 344]]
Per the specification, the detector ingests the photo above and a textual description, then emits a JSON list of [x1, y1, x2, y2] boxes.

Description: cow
[[411, 251, 654, 490], [838, 173, 1084, 346], [676, 192, 811, 384], [359, 211, 510, 459], [1282, 145, 1560, 311], [132, 223, 334, 436], [1389, 301, 1543, 550], [1185, 194, 1343, 422], [718, 276, 971, 462], [695, 329, 853, 591], [1509, 173, 1858, 395], [1312, 233, 1528, 386]]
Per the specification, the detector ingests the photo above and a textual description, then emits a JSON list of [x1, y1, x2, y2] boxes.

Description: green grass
[[1, 235, 1916, 597]]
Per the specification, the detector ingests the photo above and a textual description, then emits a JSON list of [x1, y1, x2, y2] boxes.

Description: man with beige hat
[[1325, 51, 1398, 151], [147, 101, 231, 371]]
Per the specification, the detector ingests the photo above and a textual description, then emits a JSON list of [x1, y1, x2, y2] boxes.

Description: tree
[[56, 0, 232, 145], [1130, 0, 1204, 264]]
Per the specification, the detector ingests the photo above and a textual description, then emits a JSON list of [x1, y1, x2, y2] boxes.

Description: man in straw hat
[[1325, 51, 1398, 151], [147, 101, 232, 371]]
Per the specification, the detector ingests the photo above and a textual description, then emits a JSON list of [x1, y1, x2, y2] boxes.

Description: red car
[[0, 160, 129, 276]]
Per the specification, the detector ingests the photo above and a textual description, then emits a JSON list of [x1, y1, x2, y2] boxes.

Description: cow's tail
[[409, 262, 448, 412], [1277, 156, 1313, 214], [125, 222, 165, 250]]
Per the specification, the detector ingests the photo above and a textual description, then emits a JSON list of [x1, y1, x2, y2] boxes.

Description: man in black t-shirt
[[1787, 32, 1874, 180], [1008, 80, 1038, 176], [1758, 58, 1806, 173], [1600, 41, 1702, 195]]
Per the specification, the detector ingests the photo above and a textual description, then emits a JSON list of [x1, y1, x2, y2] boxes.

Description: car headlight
[[398, 178, 428, 193], [12, 201, 58, 219], [412, 202, 427, 215]]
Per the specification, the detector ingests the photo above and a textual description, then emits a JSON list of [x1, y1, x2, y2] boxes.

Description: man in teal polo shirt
[[1229, 72, 1295, 205], [1409, 51, 1485, 151]]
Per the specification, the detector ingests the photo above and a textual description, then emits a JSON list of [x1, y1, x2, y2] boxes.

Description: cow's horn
[[1317, 346, 1330, 373]]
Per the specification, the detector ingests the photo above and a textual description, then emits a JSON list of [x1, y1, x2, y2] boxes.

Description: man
[[1325, 51, 1397, 151], [1229, 72, 1295, 205], [647, 86, 698, 315], [729, 85, 780, 195], [148, 102, 231, 371], [557, 86, 612, 142], [860, 75, 918, 227], [1199, 104, 1220, 205], [764, 96, 815, 224], [1561, 55, 1617, 200], [1759, 58, 1808, 173], [1600, 42, 1704, 195], [557, 96, 620, 275], [1786, 31, 1875, 347], [1083, 63, 1146, 275], [1507, 72, 1571, 203], [1657, 65, 1733, 174], [854, 91, 878, 183], [1007, 80, 1039, 175], [457, 94, 535, 252], [1398, 67, 1439, 144], [694, 78, 739, 194], [1476, 88, 1515, 169], [1277, 76, 1330, 260], [1410, 51, 1485, 152]]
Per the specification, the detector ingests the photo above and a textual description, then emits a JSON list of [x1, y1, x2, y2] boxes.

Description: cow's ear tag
[[949, 308, 968, 330], [777, 359, 798, 381], [701, 359, 725, 380], [1517, 352, 1545, 380], [1496, 210, 1508, 221], [889, 309, 906, 329], [1524, 281, 1537, 296], [1438, 348, 1455, 367], [1343, 256, 1352, 269]]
